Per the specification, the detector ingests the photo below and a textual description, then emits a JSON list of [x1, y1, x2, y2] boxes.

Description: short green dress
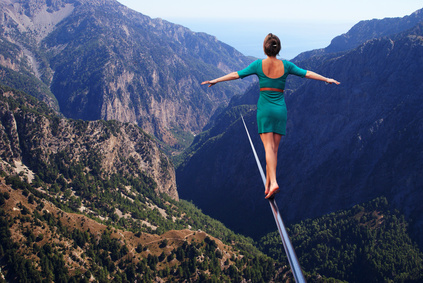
[[237, 59, 307, 135]]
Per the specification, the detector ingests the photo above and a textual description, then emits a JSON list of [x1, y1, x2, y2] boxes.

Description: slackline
[[241, 115, 306, 283]]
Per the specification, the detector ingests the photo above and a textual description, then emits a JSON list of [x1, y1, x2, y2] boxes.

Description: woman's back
[[262, 57, 285, 78]]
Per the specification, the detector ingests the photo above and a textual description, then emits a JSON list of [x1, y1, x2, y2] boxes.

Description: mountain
[[0, 85, 293, 282], [0, 83, 177, 203], [294, 8, 423, 61], [176, 11, 423, 247], [1, 88, 420, 281], [0, 0, 253, 150], [259, 197, 423, 282], [0, 175, 284, 282], [1, 0, 422, 279]]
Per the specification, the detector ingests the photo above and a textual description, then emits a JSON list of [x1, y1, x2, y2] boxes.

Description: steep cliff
[[0, 0, 253, 149], [0, 85, 178, 200]]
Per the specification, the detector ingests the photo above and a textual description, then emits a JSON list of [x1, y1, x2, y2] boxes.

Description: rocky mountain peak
[[0, 0, 252, 151], [294, 8, 423, 62], [0, 0, 75, 42]]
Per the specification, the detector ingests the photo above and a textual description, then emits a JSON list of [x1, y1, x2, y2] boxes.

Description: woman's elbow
[[305, 70, 313, 78]]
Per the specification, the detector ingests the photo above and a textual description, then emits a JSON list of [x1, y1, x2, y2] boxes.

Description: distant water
[[169, 18, 355, 60]]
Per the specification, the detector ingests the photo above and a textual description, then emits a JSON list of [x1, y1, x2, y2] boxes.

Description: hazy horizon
[[167, 18, 355, 59], [117, 0, 422, 59]]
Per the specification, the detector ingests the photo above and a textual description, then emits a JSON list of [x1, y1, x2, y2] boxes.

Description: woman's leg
[[265, 165, 270, 195], [260, 132, 282, 198]]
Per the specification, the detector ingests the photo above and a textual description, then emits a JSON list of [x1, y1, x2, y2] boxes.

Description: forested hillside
[[1, 0, 422, 281], [0, 177, 285, 282], [259, 197, 423, 282], [0, 85, 291, 282]]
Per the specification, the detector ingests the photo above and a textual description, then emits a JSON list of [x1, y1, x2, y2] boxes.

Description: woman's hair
[[263, 33, 281, 57]]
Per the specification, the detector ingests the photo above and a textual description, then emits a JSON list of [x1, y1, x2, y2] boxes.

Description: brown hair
[[263, 33, 281, 57]]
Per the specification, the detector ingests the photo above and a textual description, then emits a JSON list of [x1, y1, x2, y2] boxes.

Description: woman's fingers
[[201, 81, 215, 87], [327, 79, 340, 85]]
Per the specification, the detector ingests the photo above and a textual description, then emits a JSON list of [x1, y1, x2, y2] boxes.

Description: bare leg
[[260, 132, 282, 199], [265, 165, 270, 195]]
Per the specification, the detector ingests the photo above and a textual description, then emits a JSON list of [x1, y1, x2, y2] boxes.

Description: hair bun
[[264, 33, 281, 56]]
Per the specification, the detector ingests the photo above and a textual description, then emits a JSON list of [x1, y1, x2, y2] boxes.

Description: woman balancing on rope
[[202, 33, 340, 199]]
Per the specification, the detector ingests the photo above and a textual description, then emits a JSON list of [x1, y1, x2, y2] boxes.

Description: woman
[[202, 33, 340, 199]]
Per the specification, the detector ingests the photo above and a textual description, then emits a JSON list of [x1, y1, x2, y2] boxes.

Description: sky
[[116, 0, 422, 59]]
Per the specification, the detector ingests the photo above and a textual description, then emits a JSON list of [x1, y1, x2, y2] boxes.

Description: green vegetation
[[0, 33, 59, 110], [0, 65, 57, 106], [259, 197, 423, 282], [0, 84, 57, 116], [0, 87, 285, 282], [2, 85, 423, 283], [0, 85, 259, 246], [174, 104, 255, 167], [167, 125, 195, 154], [0, 174, 283, 282]]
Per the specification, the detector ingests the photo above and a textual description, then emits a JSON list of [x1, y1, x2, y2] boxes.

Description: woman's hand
[[305, 71, 340, 85], [201, 80, 216, 87], [326, 78, 340, 85]]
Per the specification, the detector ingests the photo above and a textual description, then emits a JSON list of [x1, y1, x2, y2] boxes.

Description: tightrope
[[241, 114, 306, 283]]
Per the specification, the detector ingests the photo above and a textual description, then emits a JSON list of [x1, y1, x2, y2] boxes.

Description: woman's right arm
[[201, 72, 240, 87]]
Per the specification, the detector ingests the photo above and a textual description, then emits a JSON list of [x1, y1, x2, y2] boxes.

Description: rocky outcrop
[[0, 0, 252, 149], [0, 0, 75, 43], [0, 86, 178, 200]]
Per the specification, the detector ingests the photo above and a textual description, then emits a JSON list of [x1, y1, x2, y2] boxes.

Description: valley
[[0, 0, 422, 281]]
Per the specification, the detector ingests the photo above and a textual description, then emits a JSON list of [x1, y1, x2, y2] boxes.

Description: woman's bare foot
[[265, 182, 280, 199], [265, 180, 270, 195]]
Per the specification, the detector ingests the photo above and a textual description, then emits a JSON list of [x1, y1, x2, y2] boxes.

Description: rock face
[[0, 0, 252, 148], [176, 16, 423, 245], [0, 86, 178, 200]]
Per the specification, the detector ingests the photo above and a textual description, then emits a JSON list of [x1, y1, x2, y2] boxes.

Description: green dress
[[237, 59, 307, 135]]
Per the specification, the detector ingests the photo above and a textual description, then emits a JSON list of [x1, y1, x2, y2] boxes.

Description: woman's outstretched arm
[[305, 71, 340, 85], [201, 72, 240, 87]]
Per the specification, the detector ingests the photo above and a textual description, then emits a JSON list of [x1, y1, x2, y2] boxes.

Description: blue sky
[[116, 0, 422, 59]]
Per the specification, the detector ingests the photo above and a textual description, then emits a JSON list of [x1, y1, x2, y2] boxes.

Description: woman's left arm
[[305, 71, 340, 85]]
